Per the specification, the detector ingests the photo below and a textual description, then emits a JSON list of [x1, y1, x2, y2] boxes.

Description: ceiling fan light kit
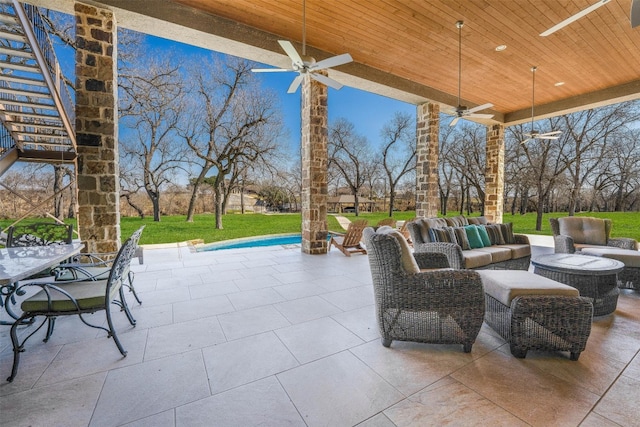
[[445, 20, 494, 127], [250, 0, 352, 93]]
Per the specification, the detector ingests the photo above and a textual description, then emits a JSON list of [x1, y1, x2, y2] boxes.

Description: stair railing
[[13, 0, 75, 148]]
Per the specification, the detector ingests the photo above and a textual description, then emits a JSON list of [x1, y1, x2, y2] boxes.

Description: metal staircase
[[0, 0, 76, 176]]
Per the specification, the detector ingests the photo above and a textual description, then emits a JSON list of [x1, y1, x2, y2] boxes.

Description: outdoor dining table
[[0, 242, 84, 323]]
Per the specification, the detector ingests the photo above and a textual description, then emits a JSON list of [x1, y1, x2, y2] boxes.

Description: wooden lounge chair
[[329, 219, 368, 256], [398, 217, 415, 246]]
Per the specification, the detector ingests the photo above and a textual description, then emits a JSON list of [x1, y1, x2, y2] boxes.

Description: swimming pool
[[199, 233, 302, 251]]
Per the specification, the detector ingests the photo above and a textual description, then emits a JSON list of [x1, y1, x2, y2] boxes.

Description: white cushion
[[478, 270, 579, 306], [377, 226, 419, 273]]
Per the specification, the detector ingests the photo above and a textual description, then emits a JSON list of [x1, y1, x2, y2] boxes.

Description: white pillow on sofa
[[377, 226, 420, 273]]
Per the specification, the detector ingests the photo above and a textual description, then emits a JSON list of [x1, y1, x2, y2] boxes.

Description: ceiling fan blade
[[287, 74, 304, 93], [313, 53, 353, 71], [467, 103, 493, 114], [467, 113, 494, 119], [251, 68, 294, 73], [310, 72, 343, 90], [449, 117, 461, 127], [521, 138, 532, 144], [540, 0, 611, 36], [278, 40, 304, 66], [538, 135, 560, 140], [540, 130, 562, 136]]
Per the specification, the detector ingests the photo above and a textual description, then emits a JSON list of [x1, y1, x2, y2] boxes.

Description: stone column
[[75, 2, 120, 253], [415, 103, 439, 218], [300, 73, 328, 254], [484, 124, 504, 224]]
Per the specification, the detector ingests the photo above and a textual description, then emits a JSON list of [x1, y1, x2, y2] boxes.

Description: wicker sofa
[[407, 216, 531, 270]]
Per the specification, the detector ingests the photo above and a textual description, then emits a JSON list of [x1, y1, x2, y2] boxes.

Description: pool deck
[[1, 235, 639, 426]]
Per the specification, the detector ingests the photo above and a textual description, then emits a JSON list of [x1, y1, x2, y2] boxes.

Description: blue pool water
[[200, 234, 302, 251]]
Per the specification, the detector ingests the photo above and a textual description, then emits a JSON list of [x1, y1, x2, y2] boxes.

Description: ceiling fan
[[251, 0, 352, 93], [443, 21, 494, 127], [522, 66, 562, 144], [540, 0, 611, 36]]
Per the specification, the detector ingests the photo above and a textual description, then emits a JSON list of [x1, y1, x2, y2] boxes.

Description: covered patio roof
[[40, 0, 640, 125]]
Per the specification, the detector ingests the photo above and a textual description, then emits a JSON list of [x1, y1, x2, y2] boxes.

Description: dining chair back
[[6, 222, 73, 247], [5, 226, 145, 382]]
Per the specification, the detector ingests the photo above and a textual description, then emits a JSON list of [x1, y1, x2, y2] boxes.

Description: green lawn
[[3, 211, 639, 245]]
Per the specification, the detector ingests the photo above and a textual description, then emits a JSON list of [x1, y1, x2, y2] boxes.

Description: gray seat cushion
[[475, 246, 512, 263], [462, 250, 492, 269], [478, 270, 579, 306], [580, 247, 640, 268], [558, 217, 607, 246], [500, 244, 531, 260]]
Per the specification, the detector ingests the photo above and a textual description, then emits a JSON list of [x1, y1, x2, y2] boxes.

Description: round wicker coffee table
[[532, 253, 624, 316]]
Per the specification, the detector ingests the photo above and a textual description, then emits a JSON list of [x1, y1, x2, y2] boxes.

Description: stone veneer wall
[[415, 103, 439, 218], [75, 2, 120, 253], [300, 73, 328, 254], [484, 123, 504, 224]]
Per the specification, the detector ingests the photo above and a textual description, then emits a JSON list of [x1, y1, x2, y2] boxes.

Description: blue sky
[[144, 35, 416, 155]]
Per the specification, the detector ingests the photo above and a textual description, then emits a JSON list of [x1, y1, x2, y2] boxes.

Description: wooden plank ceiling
[[171, 0, 640, 125], [42, 0, 640, 125]]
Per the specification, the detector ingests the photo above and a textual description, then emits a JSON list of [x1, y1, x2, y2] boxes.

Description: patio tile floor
[[1, 239, 639, 426]]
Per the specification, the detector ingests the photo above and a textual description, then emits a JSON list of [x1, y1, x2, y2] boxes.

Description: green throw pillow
[[464, 225, 484, 249], [477, 225, 491, 247]]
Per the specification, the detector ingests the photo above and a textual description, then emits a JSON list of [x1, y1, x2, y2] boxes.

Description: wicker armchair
[[550, 217, 638, 253], [363, 227, 485, 352]]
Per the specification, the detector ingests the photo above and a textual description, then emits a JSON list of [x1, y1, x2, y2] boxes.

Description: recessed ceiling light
[[554, 81, 565, 86], [495, 45, 507, 51]]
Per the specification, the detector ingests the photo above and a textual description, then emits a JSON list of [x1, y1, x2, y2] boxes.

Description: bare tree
[[559, 102, 640, 215], [119, 53, 189, 221], [511, 119, 570, 230], [438, 122, 458, 215], [180, 56, 284, 228], [379, 112, 416, 217], [599, 128, 640, 211], [445, 123, 487, 214], [328, 118, 373, 216]]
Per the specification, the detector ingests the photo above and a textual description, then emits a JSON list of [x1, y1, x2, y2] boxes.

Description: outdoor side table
[[532, 253, 624, 316]]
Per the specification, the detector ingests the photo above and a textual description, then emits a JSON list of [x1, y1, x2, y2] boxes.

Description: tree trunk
[[353, 190, 360, 216], [535, 182, 546, 230], [122, 194, 145, 218], [387, 190, 396, 217], [152, 195, 161, 222], [67, 173, 77, 219], [240, 180, 246, 214], [214, 183, 224, 229], [186, 168, 209, 222], [519, 187, 529, 215], [53, 165, 64, 220]]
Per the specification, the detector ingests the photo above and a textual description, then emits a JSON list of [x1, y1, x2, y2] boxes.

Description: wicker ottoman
[[580, 247, 640, 291], [478, 270, 593, 360]]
